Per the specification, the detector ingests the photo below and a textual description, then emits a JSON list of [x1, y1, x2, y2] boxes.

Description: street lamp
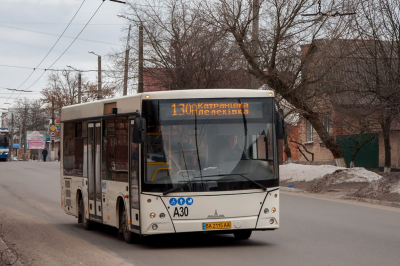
[[117, 14, 144, 93], [88, 51, 102, 100], [66, 65, 82, 104]]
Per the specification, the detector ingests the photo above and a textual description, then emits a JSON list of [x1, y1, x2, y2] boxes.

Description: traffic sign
[[50, 132, 55, 137], [50, 125, 56, 131]]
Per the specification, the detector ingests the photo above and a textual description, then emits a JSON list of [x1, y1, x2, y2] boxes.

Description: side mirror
[[132, 117, 146, 143], [276, 112, 286, 140]]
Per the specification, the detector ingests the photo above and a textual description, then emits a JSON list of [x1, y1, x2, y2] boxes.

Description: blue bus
[[0, 128, 9, 161]]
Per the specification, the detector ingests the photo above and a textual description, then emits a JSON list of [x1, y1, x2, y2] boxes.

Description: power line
[[0, 25, 120, 46], [0, 64, 125, 73], [7, 1, 106, 107], [0, 22, 125, 25], [0, 0, 87, 109]]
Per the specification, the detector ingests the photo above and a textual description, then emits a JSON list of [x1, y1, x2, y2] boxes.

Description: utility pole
[[51, 96, 55, 161], [123, 25, 131, 96], [78, 72, 82, 103], [23, 107, 27, 161], [138, 24, 144, 93], [97, 55, 102, 100], [10, 113, 13, 161], [250, 0, 260, 89]]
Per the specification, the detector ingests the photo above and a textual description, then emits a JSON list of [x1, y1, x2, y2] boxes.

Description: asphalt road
[[0, 161, 400, 266]]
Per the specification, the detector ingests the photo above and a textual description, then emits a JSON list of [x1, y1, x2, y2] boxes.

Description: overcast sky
[[0, 0, 129, 111]]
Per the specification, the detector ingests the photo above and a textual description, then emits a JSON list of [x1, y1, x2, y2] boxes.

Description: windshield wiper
[[163, 179, 200, 195], [192, 173, 268, 191]]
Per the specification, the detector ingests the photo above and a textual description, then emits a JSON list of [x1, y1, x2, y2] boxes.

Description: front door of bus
[[129, 119, 140, 230], [88, 122, 102, 221]]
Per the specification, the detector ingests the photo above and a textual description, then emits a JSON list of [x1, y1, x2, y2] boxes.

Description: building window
[[306, 120, 313, 142], [323, 115, 330, 133]]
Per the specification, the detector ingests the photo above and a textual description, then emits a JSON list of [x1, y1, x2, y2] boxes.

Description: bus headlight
[[150, 212, 156, 219], [269, 219, 274, 224], [159, 213, 165, 219], [152, 224, 158, 230], [264, 208, 269, 214]]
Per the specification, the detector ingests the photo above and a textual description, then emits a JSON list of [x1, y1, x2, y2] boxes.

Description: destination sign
[[159, 101, 264, 120]]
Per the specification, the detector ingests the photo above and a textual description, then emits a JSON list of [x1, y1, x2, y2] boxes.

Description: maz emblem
[[207, 209, 225, 218]]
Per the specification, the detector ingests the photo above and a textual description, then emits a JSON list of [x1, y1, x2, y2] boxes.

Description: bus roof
[[61, 89, 274, 122]]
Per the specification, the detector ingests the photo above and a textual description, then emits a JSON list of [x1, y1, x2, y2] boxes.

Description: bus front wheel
[[120, 206, 135, 244], [234, 230, 252, 240]]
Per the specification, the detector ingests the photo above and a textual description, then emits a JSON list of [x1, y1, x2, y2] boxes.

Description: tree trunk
[[350, 161, 355, 168], [303, 109, 345, 167], [283, 134, 292, 163], [381, 116, 392, 173]]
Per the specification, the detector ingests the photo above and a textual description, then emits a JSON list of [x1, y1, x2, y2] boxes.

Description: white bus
[[60, 89, 284, 243]]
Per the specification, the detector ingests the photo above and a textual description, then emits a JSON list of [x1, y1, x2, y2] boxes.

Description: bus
[[60, 89, 285, 243], [0, 128, 9, 161]]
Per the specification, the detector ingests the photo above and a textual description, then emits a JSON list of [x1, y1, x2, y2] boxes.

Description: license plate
[[202, 222, 231, 230]]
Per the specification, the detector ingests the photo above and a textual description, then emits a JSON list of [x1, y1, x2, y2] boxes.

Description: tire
[[120, 206, 135, 244], [80, 198, 92, 230], [78, 194, 83, 224], [234, 230, 252, 240]]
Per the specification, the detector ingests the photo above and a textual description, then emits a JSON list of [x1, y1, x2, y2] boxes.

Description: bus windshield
[[141, 98, 278, 193], [0, 133, 9, 147]]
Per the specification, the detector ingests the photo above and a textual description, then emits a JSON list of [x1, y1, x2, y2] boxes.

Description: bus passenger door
[[88, 122, 102, 221], [129, 119, 140, 231]]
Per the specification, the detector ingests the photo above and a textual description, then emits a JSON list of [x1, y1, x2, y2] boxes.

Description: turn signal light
[[150, 212, 156, 219], [271, 207, 276, 213], [61, 201, 63, 205]]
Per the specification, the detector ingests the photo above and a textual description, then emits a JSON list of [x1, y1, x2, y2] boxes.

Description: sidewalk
[[0, 236, 22, 266]]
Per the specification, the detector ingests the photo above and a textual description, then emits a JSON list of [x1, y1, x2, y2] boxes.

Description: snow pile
[[280, 163, 345, 182], [280, 164, 382, 183], [390, 182, 400, 194], [331, 168, 382, 183], [353, 177, 400, 198]]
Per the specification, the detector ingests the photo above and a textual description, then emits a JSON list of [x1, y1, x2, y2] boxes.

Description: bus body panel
[[139, 189, 279, 235], [62, 176, 83, 217], [101, 180, 129, 228], [257, 190, 279, 229]]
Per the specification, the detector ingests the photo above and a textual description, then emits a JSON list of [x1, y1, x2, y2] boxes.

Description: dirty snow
[[280, 163, 345, 182], [390, 182, 400, 194], [280, 163, 382, 183]]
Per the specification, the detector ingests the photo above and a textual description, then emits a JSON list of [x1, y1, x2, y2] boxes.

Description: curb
[[0, 236, 22, 266], [279, 187, 306, 193]]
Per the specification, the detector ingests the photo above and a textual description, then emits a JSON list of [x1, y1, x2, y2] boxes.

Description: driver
[[218, 135, 245, 163]]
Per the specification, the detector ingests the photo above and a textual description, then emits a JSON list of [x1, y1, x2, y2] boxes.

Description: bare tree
[[118, 0, 249, 91], [41, 71, 116, 118], [347, 0, 400, 172], [202, 0, 356, 166], [12, 98, 49, 160]]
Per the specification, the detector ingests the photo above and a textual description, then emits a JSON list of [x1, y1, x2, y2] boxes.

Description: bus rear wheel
[[234, 230, 252, 240], [120, 206, 135, 244]]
